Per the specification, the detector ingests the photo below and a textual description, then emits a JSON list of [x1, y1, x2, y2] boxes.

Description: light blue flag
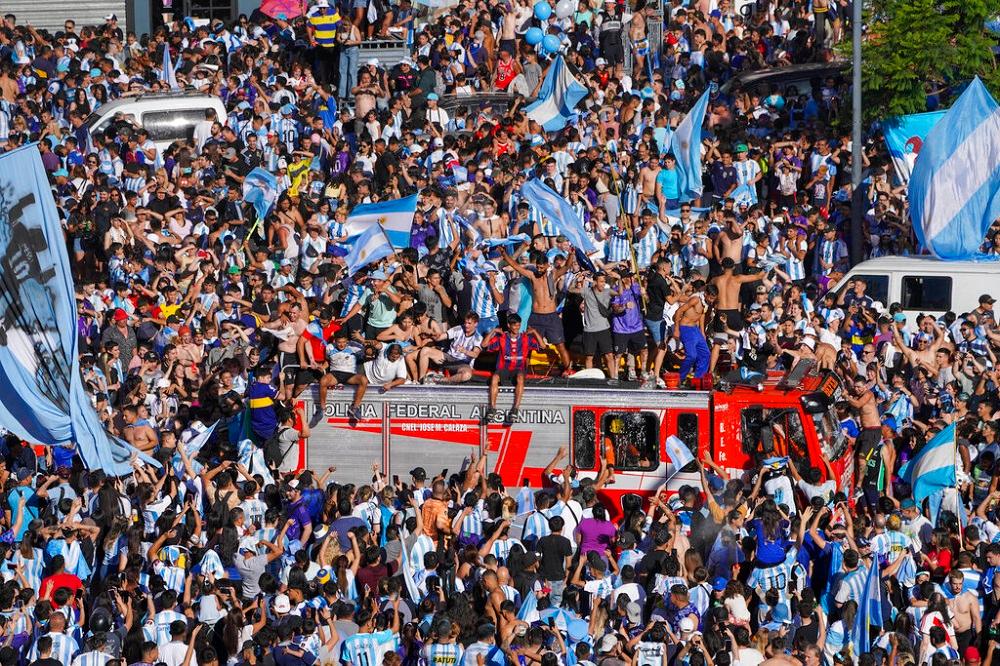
[[899, 422, 956, 504], [670, 89, 711, 202], [524, 56, 589, 132], [909, 77, 1000, 259], [882, 111, 945, 184], [482, 233, 532, 249], [344, 223, 394, 276], [345, 195, 418, 248], [161, 45, 179, 90], [400, 537, 421, 602], [242, 167, 278, 221], [0, 145, 156, 476], [851, 558, 882, 655], [520, 179, 596, 253]]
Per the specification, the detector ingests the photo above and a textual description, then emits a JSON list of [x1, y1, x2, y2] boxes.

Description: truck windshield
[[812, 407, 847, 460]]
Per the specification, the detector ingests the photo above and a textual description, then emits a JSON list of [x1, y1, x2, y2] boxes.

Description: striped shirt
[[13, 549, 44, 591], [28, 632, 79, 664], [340, 629, 397, 666], [152, 561, 187, 595], [605, 226, 631, 263], [634, 226, 660, 268], [784, 238, 807, 281], [271, 116, 299, 153], [340, 282, 369, 318], [72, 650, 114, 666], [309, 7, 342, 47], [489, 537, 523, 564], [154, 609, 187, 645], [240, 498, 268, 528], [409, 534, 436, 572], [470, 274, 504, 320], [423, 642, 465, 665], [834, 566, 868, 604], [522, 510, 552, 544]]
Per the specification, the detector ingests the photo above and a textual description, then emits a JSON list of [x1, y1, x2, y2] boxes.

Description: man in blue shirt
[[656, 153, 682, 213]]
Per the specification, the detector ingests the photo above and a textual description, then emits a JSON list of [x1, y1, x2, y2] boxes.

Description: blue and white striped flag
[[521, 179, 596, 253], [161, 45, 179, 90], [670, 89, 711, 202], [345, 195, 418, 248], [850, 559, 882, 655], [524, 56, 588, 132], [344, 224, 394, 276], [242, 167, 278, 221], [481, 233, 532, 249], [899, 422, 956, 504], [909, 77, 1000, 259]]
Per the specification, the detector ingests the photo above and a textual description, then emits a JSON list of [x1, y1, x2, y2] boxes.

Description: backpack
[[263, 426, 293, 469]]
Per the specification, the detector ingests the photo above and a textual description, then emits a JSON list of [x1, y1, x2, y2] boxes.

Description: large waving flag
[[524, 55, 588, 132], [899, 422, 956, 504], [161, 45, 179, 90], [670, 89, 711, 202], [344, 224, 394, 275], [0, 145, 156, 476], [882, 111, 944, 185], [851, 559, 883, 655], [909, 78, 1000, 259], [345, 195, 418, 248], [242, 168, 278, 221], [520, 179, 596, 253]]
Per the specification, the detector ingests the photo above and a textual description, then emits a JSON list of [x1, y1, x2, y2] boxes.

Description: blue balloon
[[542, 34, 561, 53], [525, 26, 544, 45], [533, 1, 553, 20]]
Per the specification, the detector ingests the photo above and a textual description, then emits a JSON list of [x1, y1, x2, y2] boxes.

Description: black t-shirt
[[30, 658, 63, 666], [537, 533, 573, 581], [646, 273, 670, 321]]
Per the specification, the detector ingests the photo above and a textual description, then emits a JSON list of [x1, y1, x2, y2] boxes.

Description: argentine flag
[[345, 195, 418, 248], [670, 89, 711, 202], [909, 77, 1000, 259], [161, 44, 179, 90], [344, 224, 394, 276], [242, 168, 279, 221], [524, 55, 588, 132], [900, 422, 956, 504], [521, 179, 596, 253], [850, 558, 882, 655]]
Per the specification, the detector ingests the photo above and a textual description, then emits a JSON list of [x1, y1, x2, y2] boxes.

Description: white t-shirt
[[447, 326, 483, 362], [365, 347, 408, 385]]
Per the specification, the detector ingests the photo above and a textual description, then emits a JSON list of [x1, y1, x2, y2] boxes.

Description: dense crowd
[[0, 1, 998, 665]]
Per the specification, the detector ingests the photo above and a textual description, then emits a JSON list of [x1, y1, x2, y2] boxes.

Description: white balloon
[[555, 0, 574, 18]]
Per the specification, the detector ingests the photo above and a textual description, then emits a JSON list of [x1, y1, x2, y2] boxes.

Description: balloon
[[533, 1, 553, 20], [525, 26, 544, 45], [542, 34, 561, 53], [555, 0, 574, 18]]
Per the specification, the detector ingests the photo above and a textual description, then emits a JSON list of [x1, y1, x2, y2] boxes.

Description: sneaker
[[308, 410, 324, 428], [347, 405, 362, 421], [656, 376, 666, 389], [507, 407, 519, 423], [481, 408, 495, 425]]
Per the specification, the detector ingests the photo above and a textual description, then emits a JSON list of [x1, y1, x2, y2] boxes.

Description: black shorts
[[438, 353, 472, 371], [329, 370, 358, 384], [495, 369, 525, 385], [583, 329, 613, 357], [295, 368, 324, 386], [528, 311, 565, 345], [614, 331, 646, 355], [279, 351, 300, 382], [718, 308, 744, 331], [856, 427, 881, 461]]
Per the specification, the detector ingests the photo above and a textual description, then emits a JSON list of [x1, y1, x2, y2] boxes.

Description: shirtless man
[[474, 196, 507, 240], [847, 377, 883, 490], [946, 570, 981, 653], [501, 247, 574, 372], [893, 318, 948, 373], [714, 213, 746, 271], [674, 281, 717, 383], [637, 145, 660, 212], [262, 290, 309, 400], [711, 257, 764, 331], [629, 6, 651, 80], [121, 404, 157, 452]]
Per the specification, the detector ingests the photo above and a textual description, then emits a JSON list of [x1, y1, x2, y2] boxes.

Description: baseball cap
[[410, 466, 426, 480], [893, 312, 906, 323], [679, 617, 696, 633], [712, 576, 728, 591], [735, 143, 749, 153], [900, 498, 917, 510], [273, 593, 291, 613], [755, 285, 768, 294], [369, 270, 389, 281], [144, 351, 159, 361], [427, 92, 439, 101], [598, 634, 619, 653], [980, 294, 996, 305], [53, 169, 69, 178], [595, 57, 607, 66], [965, 647, 982, 663], [366, 57, 380, 67], [113, 308, 128, 322], [625, 602, 642, 624]]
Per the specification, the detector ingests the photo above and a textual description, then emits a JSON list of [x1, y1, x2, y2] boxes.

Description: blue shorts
[[646, 318, 666, 345]]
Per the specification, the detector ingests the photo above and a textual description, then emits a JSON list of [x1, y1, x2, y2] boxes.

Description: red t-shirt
[[40, 572, 83, 604]]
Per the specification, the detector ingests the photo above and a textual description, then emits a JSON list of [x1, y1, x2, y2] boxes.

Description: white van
[[83, 91, 228, 154], [833, 256, 1000, 320]]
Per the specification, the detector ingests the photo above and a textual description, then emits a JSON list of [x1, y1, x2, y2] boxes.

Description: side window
[[601, 412, 658, 472], [676, 413, 699, 471], [141, 109, 208, 143], [573, 410, 596, 470], [841, 274, 889, 305], [901, 276, 952, 311], [741, 407, 807, 461]]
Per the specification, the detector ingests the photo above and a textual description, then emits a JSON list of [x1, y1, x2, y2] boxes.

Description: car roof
[[849, 255, 1000, 274]]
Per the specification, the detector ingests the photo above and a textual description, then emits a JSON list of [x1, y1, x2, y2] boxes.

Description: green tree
[[853, 0, 1000, 121]]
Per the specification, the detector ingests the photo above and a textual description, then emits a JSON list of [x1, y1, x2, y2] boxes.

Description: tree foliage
[[854, 0, 1000, 121]]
